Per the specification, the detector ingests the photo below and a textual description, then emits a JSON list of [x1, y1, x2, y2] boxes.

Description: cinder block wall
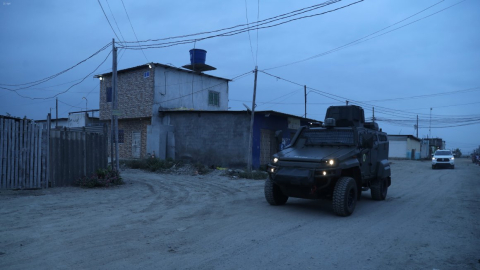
[[167, 112, 250, 168], [100, 67, 154, 121]]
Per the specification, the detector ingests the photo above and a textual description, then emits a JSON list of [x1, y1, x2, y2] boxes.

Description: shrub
[[122, 157, 182, 172], [75, 168, 123, 188]]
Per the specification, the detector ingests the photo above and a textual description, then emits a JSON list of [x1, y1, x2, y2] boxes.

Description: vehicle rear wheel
[[264, 176, 288, 205], [332, 177, 357, 217], [371, 177, 388, 201]]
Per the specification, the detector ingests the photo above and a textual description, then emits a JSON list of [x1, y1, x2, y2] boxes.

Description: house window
[[208, 91, 220, 106], [106, 87, 112, 102], [144, 71, 150, 78], [112, 129, 124, 143]]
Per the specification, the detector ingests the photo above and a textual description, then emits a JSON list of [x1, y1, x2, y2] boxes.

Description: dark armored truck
[[265, 105, 391, 216]]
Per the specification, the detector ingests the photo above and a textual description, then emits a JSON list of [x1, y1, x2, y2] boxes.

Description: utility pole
[[346, 100, 349, 106], [416, 115, 419, 137], [304, 85, 307, 118], [112, 39, 120, 171], [429, 108, 432, 138], [247, 66, 258, 172], [55, 98, 58, 128], [372, 107, 375, 123]]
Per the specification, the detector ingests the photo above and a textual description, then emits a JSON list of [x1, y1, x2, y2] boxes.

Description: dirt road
[[1, 159, 479, 269]]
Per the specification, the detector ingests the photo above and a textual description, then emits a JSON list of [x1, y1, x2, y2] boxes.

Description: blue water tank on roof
[[189, 49, 207, 65]]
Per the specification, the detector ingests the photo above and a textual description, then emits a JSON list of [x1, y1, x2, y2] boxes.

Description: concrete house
[[388, 135, 422, 160], [97, 63, 230, 159], [158, 110, 317, 168]]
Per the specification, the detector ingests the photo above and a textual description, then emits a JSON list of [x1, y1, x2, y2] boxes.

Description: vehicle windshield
[[435, 150, 452, 155], [297, 128, 354, 146]]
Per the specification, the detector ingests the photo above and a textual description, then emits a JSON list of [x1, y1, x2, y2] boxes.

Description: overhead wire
[[120, 0, 149, 63], [258, 70, 480, 128], [118, 0, 342, 44], [0, 42, 112, 89], [119, 0, 364, 50], [97, 0, 121, 41], [262, 0, 464, 71], [105, 0, 127, 43], [244, 0, 256, 66]]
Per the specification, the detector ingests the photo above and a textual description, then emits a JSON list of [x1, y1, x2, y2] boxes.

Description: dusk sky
[[1, 0, 479, 154]]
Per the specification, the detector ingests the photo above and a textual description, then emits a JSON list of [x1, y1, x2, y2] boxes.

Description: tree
[[453, 148, 462, 158]]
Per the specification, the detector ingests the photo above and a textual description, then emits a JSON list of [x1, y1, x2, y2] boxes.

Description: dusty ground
[[1, 159, 479, 270]]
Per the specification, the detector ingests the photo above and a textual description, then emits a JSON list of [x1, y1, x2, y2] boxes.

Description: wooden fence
[[0, 116, 49, 189], [0, 115, 108, 189], [49, 128, 108, 187]]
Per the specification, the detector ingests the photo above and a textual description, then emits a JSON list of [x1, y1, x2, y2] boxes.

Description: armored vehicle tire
[[371, 177, 388, 201], [264, 177, 288, 205], [332, 177, 357, 217]]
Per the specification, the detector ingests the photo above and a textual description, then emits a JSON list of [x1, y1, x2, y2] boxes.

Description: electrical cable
[[0, 42, 111, 89], [97, 0, 121, 41], [262, 0, 464, 71], [120, 0, 149, 63], [119, 1, 363, 50]]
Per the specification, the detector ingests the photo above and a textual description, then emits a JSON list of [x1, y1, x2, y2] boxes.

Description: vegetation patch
[[75, 168, 123, 188], [121, 158, 183, 172]]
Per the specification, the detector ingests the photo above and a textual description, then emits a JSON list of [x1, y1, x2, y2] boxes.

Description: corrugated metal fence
[[0, 115, 108, 189]]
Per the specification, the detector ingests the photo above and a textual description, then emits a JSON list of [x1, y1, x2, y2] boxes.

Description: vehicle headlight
[[273, 157, 279, 164], [450, 157, 454, 160], [328, 159, 335, 166], [432, 157, 436, 160]]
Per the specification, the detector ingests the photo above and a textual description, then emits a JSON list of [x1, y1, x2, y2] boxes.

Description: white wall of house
[[152, 66, 228, 115], [389, 140, 406, 158], [388, 135, 421, 159]]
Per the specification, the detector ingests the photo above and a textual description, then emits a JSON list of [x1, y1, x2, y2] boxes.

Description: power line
[[11, 50, 112, 100], [0, 42, 111, 89], [119, 0, 342, 44], [119, 0, 364, 50], [244, 0, 256, 66], [258, 70, 480, 128], [105, 0, 127, 43], [97, 0, 121, 41], [120, 0, 149, 63], [263, 0, 465, 71], [255, 0, 260, 66]]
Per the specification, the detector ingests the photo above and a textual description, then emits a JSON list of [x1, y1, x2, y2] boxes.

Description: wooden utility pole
[[416, 115, 419, 137], [304, 85, 307, 118], [372, 107, 375, 123], [55, 98, 58, 128], [112, 39, 119, 171], [247, 66, 258, 172]]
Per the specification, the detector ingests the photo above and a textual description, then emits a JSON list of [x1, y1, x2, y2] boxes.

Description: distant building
[[388, 135, 422, 160], [36, 110, 103, 132]]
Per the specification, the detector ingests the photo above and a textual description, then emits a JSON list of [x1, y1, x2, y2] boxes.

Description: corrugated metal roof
[[94, 63, 231, 82]]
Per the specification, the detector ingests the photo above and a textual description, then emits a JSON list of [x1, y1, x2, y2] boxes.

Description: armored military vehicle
[[265, 105, 391, 216]]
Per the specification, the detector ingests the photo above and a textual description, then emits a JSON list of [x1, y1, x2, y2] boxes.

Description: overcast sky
[[1, 0, 479, 154]]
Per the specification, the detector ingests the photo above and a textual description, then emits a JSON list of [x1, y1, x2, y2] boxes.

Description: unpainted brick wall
[[100, 67, 154, 121], [106, 118, 150, 159]]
